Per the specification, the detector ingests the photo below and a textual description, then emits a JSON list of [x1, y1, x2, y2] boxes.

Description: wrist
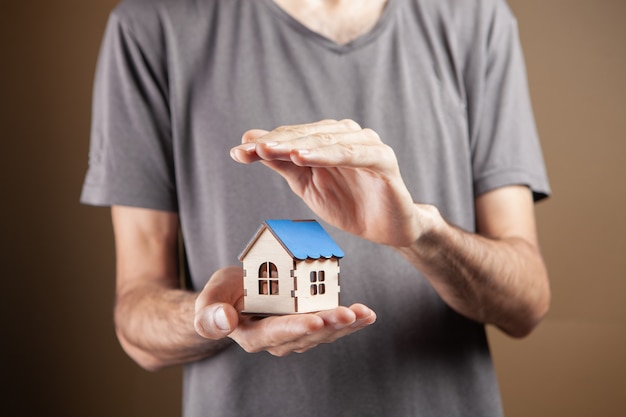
[[395, 203, 447, 256], [412, 202, 445, 242]]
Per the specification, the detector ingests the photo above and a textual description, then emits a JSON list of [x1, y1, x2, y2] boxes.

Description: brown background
[[1, 0, 624, 416]]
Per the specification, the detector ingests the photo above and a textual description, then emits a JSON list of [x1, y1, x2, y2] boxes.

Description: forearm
[[396, 203, 550, 338], [115, 282, 232, 371]]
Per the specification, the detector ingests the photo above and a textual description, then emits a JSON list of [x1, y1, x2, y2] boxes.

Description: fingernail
[[264, 141, 278, 147], [296, 149, 310, 155], [214, 306, 230, 331], [241, 143, 256, 152]]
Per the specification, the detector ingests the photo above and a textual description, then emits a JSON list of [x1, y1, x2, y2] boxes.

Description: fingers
[[231, 120, 352, 164], [242, 119, 361, 145], [281, 304, 377, 356], [194, 268, 377, 354], [275, 135, 396, 173], [230, 304, 376, 357], [230, 119, 390, 168], [232, 313, 325, 354]]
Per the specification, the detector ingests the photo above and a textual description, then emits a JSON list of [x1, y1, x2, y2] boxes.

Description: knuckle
[[274, 124, 290, 132], [316, 133, 336, 145], [339, 143, 357, 157], [275, 125, 304, 136], [264, 333, 280, 348], [381, 143, 399, 162], [380, 143, 394, 154], [362, 128, 381, 142], [340, 119, 361, 130]]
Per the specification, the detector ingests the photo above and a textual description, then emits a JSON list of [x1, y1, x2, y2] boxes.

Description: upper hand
[[194, 266, 376, 357], [230, 119, 426, 247]]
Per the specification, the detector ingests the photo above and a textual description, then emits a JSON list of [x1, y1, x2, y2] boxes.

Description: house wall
[[242, 229, 296, 314], [241, 229, 341, 314], [294, 258, 340, 313]]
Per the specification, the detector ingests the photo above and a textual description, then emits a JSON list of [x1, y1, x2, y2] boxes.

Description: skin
[[113, 205, 376, 370], [231, 120, 550, 337], [113, 119, 549, 371], [273, 0, 389, 45]]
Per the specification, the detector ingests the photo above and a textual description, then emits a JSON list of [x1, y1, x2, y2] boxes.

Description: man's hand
[[229, 120, 550, 338], [194, 266, 377, 356], [230, 119, 428, 247]]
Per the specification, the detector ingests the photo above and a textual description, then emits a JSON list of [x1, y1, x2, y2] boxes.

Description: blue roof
[[260, 220, 344, 260]]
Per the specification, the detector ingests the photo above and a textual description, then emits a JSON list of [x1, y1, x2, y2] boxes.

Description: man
[[81, 0, 551, 416]]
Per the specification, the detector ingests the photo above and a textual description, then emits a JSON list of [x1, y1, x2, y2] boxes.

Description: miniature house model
[[239, 219, 344, 315]]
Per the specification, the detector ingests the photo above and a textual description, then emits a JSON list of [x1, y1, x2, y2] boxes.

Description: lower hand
[[194, 266, 376, 356]]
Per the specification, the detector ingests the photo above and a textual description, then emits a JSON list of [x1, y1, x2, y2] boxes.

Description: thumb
[[194, 303, 239, 340]]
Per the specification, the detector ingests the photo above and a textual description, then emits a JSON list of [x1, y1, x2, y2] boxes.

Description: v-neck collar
[[261, 0, 398, 54]]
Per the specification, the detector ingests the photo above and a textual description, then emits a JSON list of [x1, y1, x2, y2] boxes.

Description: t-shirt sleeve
[[80, 9, 177, 211], [469, 0, 550, 202]]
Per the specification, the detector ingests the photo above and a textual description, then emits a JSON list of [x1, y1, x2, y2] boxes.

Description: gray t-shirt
[[81, 0, 550, 416]]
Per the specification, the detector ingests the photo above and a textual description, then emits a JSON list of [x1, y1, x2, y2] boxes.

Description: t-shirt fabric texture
[[81, 0, 550, 416]]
